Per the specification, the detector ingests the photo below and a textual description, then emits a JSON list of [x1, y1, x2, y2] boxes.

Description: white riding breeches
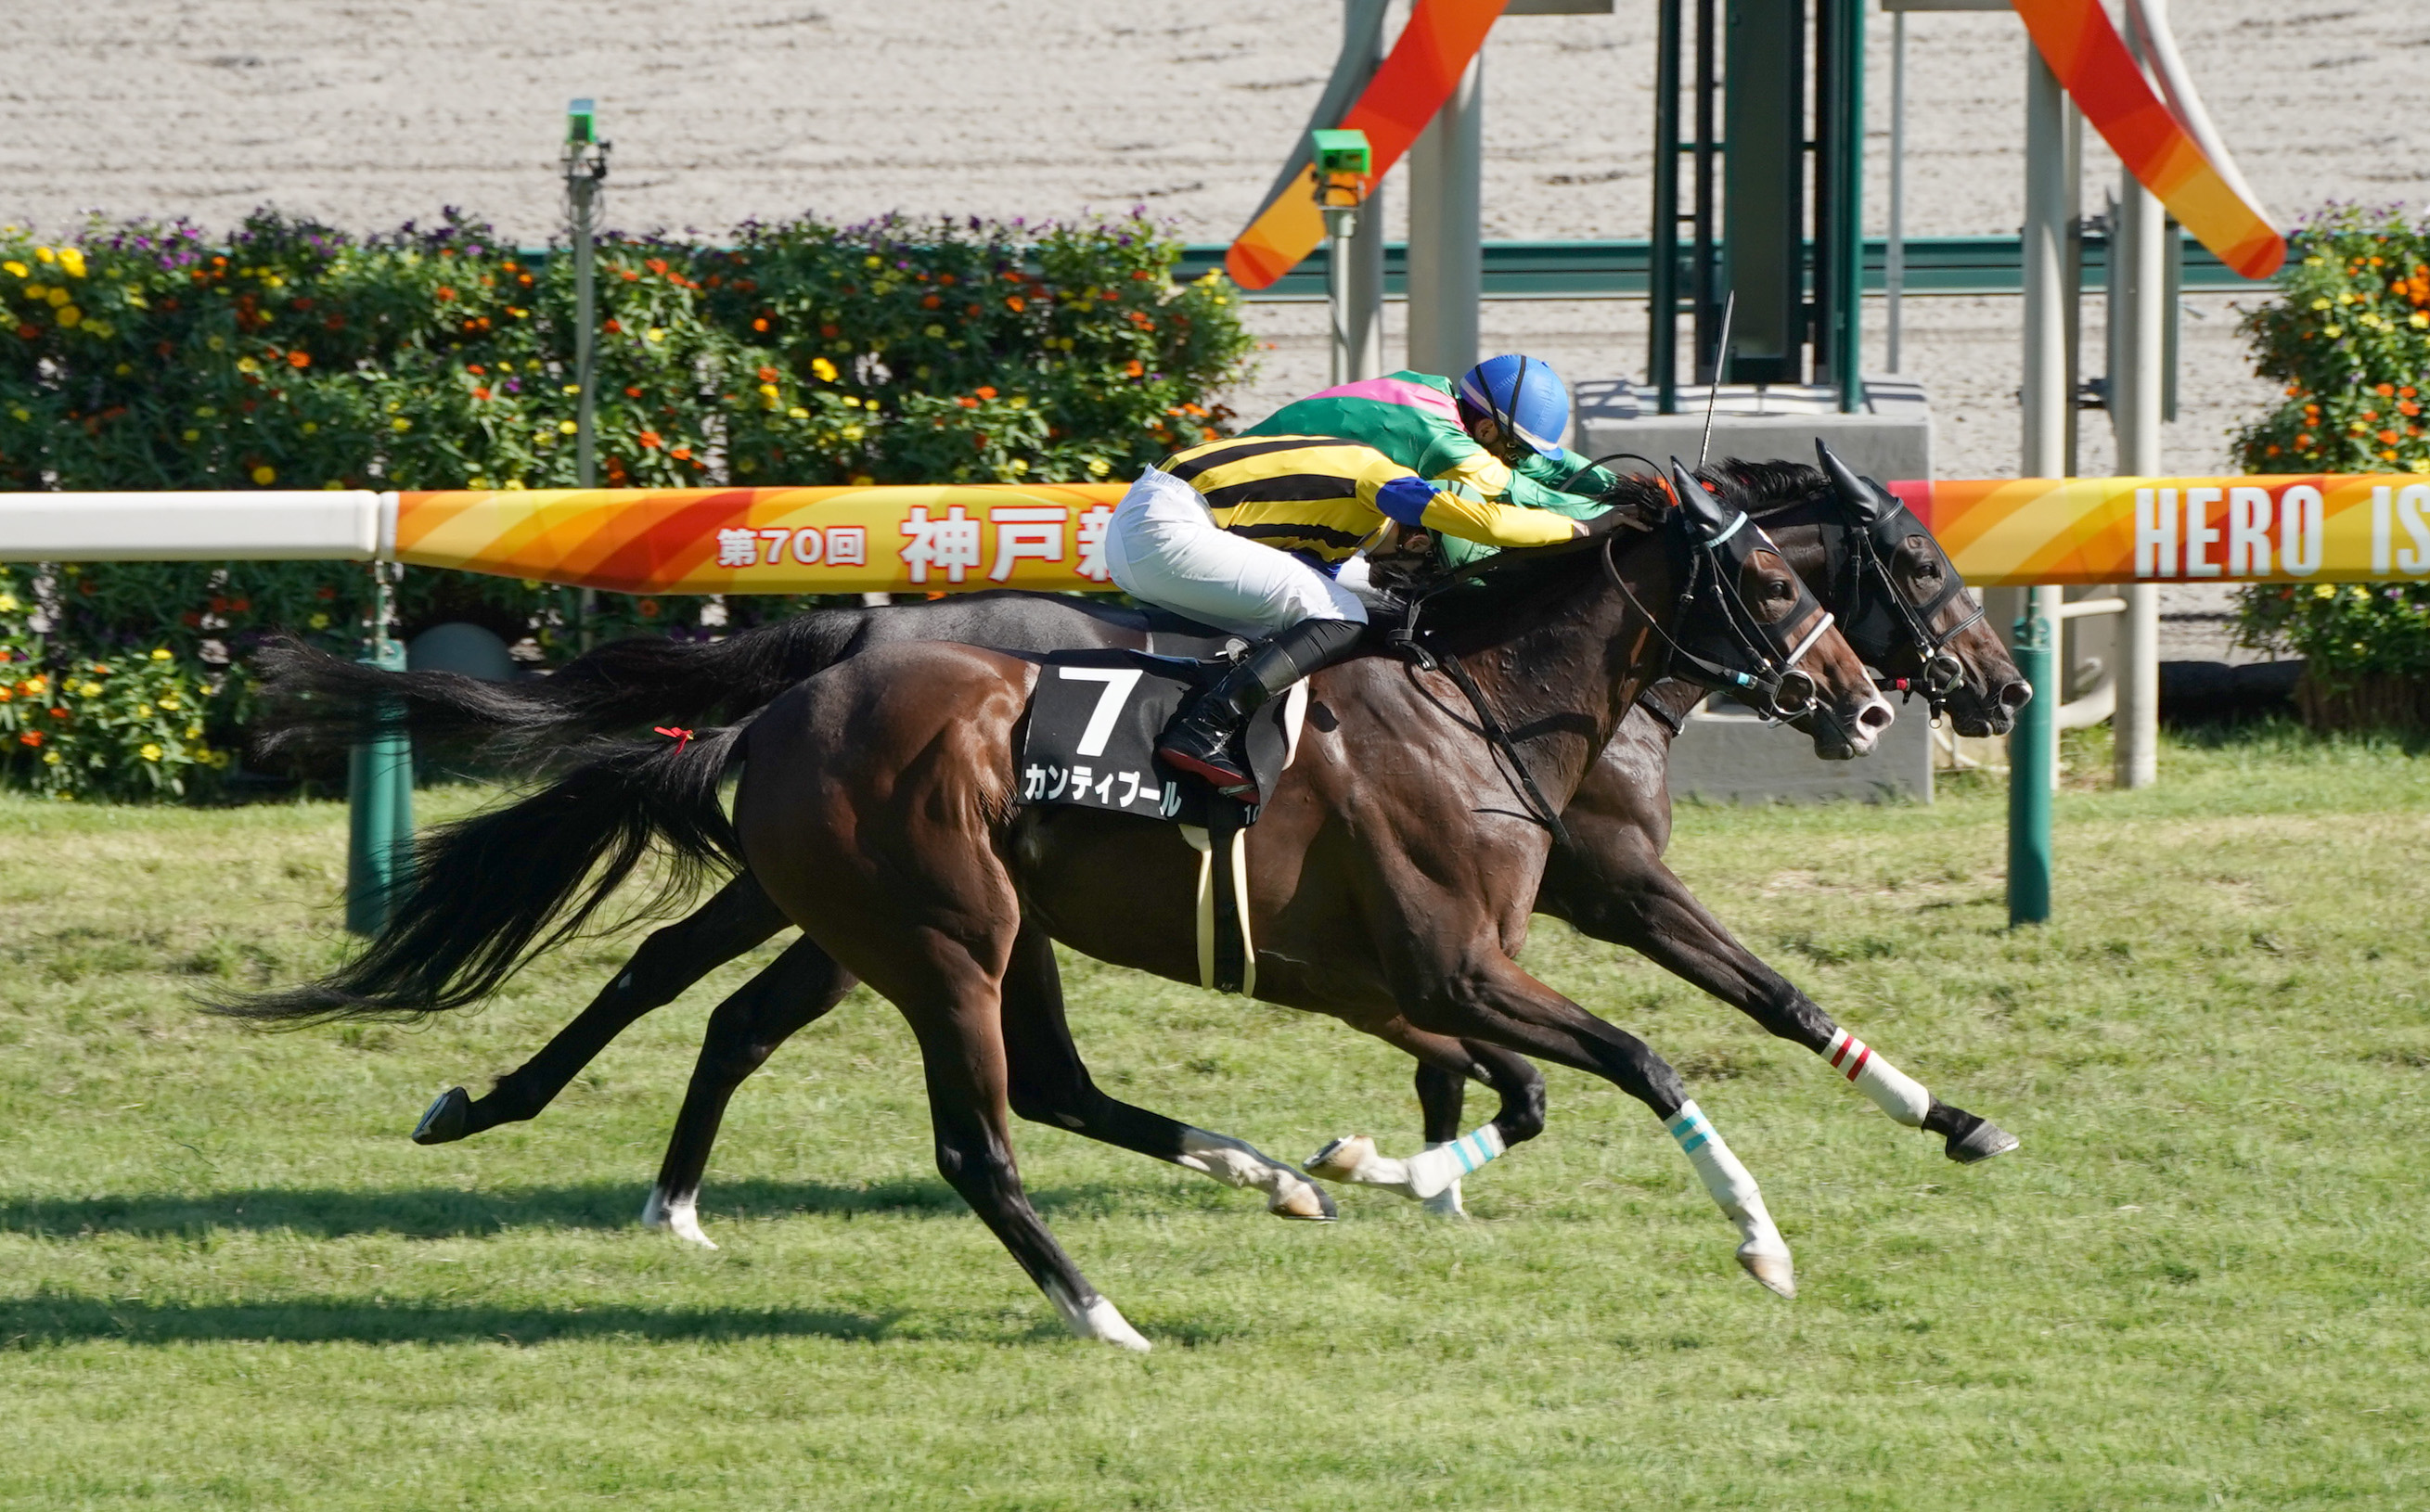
[[1103, 468, 1369, 639]]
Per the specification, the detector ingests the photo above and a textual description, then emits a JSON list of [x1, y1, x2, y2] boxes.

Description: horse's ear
[[1666, 458, 1736, 538], [1815, 438, 1889, 522]]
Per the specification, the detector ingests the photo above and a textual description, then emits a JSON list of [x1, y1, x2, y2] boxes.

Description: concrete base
[[1574, 376, 1932, 484], [1666, 696, 1935, 805]]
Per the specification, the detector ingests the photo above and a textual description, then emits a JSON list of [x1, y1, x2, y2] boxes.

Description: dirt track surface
[[3, 0, 2424, 490]]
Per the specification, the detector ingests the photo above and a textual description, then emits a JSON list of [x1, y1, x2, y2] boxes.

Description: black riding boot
[[1156, 617, 1365, 804]]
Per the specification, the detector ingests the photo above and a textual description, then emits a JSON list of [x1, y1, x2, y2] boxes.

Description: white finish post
[[2021, 47, 2069, 789], [1886, 9, 1906, 373], [2112, 165, 2165, 789], [1406, 53, 1483, 377]]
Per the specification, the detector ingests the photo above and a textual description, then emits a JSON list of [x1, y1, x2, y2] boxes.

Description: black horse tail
[[208, 724, 751, 1025], [248, 612, 857, 762]]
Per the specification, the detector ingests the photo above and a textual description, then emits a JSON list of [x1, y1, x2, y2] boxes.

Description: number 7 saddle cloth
[[1015, 647, 1309, 831]]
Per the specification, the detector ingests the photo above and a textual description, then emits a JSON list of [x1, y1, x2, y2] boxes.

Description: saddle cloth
[[1017, 647, 1299, 829], [1017, 646, 1312, 996]]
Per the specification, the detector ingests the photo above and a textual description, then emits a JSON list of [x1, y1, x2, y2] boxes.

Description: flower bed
[[0, 210, 1254, 798]]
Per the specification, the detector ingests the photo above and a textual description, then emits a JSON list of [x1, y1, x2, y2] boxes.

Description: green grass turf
[[2, 723, 2425, 1509]]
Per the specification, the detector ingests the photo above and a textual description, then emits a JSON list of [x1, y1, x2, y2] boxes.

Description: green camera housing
[[568, 98, 598, 145], [1309, 128, 1371, 177]]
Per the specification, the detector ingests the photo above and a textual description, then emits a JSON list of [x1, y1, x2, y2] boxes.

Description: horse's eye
[[1766, 578, 1794, 602]]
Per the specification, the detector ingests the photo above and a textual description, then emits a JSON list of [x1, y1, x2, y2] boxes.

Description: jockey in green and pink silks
[[1240, 355, 1615, 568]]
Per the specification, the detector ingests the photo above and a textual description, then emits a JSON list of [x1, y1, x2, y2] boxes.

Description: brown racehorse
[[379, 455, 2022, 1242], [226, 470, 1895, 1347]]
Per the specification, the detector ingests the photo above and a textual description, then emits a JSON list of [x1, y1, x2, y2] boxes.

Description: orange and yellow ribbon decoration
[[2012, 0, 2282, 280], [1224, 0, 1511, 291]]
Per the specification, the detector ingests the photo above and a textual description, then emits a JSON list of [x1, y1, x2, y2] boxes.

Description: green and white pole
[[565, 98, 609, 647], [345, 562, 413, 936], [2007, 605, 2054, 927]]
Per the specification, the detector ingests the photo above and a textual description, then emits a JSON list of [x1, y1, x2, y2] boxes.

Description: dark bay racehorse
[[228, 468, 1894, 1345], [258, 455, 2025, 1249]]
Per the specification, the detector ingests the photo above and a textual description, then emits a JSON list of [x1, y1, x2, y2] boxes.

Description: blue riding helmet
[[1457, 354, 1571, 459]]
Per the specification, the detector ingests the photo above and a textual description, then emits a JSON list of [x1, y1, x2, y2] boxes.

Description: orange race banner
[[1894, 475, 2430, 588], [385, 476, 2430, 596], [391, 483, 1128, 596], [1224, 0, 1510, 290], [2012, 0, 2282, 279]]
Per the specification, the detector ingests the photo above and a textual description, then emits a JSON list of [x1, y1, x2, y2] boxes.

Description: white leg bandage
[[641, 1185, 718, 1249], [1308, 1125, 1505, 1202], [1665, 1102, 1794, 1296], [1397, 1125, 1506, 1200], [1822, 1028, 1931, 1126], [1420, 1145, 1468, 1218]]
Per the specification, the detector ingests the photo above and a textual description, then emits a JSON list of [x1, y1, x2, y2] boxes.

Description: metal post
[[1808, 0, 1865, 408], [345, 563, 412, 937], [1691, 0, 1718, 383], [1651, 0, 1684, 413], [1326, 210, 1362, 386], [2007, 609, 2054, 926], [564, 100, 609, 647], [1340, 0, 1388, 383], [2113, 163, 2165, 790], [1406, 54, 1483, 376], [2020, 47, 2069, 804], [1885, 8, 1905, 373]]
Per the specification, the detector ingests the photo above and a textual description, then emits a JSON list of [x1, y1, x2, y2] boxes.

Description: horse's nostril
[[1858, 700, 1895, 732], [1999, 679, 2034, 710]]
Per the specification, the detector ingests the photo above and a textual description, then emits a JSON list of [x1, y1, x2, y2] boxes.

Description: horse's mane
[[1401, 455, 1830, 638]]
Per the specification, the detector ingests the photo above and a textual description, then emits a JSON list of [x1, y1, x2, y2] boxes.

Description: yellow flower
[[923, 323, 945, 338], [33, 246, 53, 263], [182, 429, 199, 442], [160, 693, 183, 710], [9, 406, 26, 420], [44, 287, 67, 307], [149, 647, 172, 661], [504, 479, 526, 490], [186, 724, 203, 738], [2311, 298, 2333, 311], [56, 305, 80, 327], [135, 703, 152, 718], [308, 613, 328, 630], [251, 465, 276, 484], [0, 593, 17, 611], [113, 363, 131, 376], [1085, 456, 1111, 476], [302, 421, 317, 434], [561, 383, 580, 395], [2413, 313, 2429, 329], [78, 681, 103, 697], [58, 248, 85, 278], [864, 255, 882, 268], [2315, 584, 2337, 599], [810, 356, 839, 382], [139, 743, 162, 762], [841, 424, 864, 441], [467, 477, 489, 490], [195, 405, 216, 417], [787, 405, 809, 419], [42, 750, 60, 765], [236, 355, 260, 373], [559, 420, 579, 434], [391, 417, 412, 432], [1, 261, 23, 277], [323, 480, 345, 490], [758, 382, 780, 399]]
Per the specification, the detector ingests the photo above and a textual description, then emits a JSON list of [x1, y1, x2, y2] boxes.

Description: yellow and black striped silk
[[1159, 434, 1573, 570], [1159, 435, 1406, 570]]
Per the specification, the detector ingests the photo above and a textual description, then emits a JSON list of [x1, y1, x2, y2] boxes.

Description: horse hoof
[[1269, 1179, 1337, 1222], [1945, 1114, 2020, 1165], [1071, 1298, 1152, 1353], [1305, 1135, 1376, 1184], [1421, 1183, 1468, 1220], [1736, 1244, 1797, 1299], [641, 1187, 720, 1249], [411, 1087, 471, 1146]]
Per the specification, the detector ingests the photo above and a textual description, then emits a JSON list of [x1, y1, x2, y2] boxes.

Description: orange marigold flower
[[435, 287, 456, 301], [637, 597, 662, 618], [287, 350, 311, 368], [636, 429, 663, 449], [2377, 383, 2396, 396], [1005, 296, 1025, 313], [604, 318, 623, 334], [2402, 387, 2420, 399], [1124, 360, 1144, 378], [18, 731, 39, 747], [752, 317, 769, 332], [625, 386, 643, 399], [819, 324, 840, 339], [2380, 429, 2400, 445], [670, 445, 692, 461], [467, 364, 486, 376], [921, 294, 942, 310], [956, 396, 979, 408], [757, 365, 778, 383], [472, 386, 491, 401], [975, 386, 997, 400]]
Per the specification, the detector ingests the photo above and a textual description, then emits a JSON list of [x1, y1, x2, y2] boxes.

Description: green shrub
[[2233, 205, 2430, 687], [0, 210, 1254, 798], [2231, 203, 2430, 474]]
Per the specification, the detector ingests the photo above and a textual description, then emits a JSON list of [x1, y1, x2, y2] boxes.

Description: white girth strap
[[1180, 824, 1255, 996]]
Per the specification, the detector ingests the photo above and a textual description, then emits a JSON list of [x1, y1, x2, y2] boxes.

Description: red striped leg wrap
[[1824, 1028, 1930, 1126]]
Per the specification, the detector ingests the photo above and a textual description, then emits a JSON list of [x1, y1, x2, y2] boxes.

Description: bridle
[[1810, 442, 1986, 720]]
